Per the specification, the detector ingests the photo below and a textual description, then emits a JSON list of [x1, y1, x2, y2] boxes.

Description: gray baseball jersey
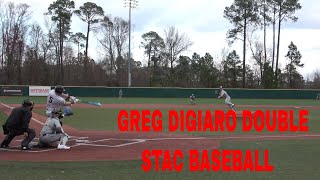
[[39, 117, 67, 145], [220, 90, 230, 99], [40, 117, 64, 136], [46, 89, 65, 113]]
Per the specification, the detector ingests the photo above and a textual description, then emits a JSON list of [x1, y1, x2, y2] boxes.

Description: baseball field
[[0, 97, 320, 180]]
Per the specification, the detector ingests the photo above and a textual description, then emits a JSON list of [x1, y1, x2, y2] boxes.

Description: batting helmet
[[55, 85, 65, 94]]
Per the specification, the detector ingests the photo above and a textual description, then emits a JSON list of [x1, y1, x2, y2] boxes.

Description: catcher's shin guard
[[58, 135, 70, 149], [59, 135, 69, 146]]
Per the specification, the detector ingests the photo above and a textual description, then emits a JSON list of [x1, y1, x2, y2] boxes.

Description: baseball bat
[[77, 99, 102, 106]]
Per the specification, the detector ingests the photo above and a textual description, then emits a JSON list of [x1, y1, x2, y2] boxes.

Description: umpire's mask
[[22, 99, 34, 111]]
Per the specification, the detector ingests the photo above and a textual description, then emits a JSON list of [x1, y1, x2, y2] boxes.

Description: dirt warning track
[[0, 103, 319, 162]]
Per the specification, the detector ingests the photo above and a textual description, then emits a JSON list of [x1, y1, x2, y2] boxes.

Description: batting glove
[[70, 96, 77, 103]]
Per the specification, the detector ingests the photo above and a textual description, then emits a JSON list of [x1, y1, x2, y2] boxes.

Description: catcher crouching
[[37, 109, 70, 150]]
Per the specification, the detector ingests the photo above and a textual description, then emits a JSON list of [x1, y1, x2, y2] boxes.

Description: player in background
[[38, 109, 70, 150], [119, 89, 123, 99], [317, 93, 320, 100], [217, 86, 235, 111], [46, 85, 77, 125], [190, 94, 196, 105]]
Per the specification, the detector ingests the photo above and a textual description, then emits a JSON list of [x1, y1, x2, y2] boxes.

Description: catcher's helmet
[[55, 85, 65, 94], [50, 109, 63, 118]]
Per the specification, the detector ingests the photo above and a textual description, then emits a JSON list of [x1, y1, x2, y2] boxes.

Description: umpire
[[1, 99, 36, 150]]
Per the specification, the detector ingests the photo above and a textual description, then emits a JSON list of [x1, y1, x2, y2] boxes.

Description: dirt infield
[[1, 103, 320, 162]]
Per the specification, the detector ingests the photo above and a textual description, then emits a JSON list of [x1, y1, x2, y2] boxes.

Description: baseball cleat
[[231, 104, 235, 108], [21, 146, 32, 151], [0, 144, 9, 148], [57, 145, 70, 150]]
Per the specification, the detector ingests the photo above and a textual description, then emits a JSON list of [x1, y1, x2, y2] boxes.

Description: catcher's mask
[[50, 109, 63, 119]]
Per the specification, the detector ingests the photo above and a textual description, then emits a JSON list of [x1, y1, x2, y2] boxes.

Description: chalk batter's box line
[[77, 138, 139, 144], [15, 136, 89, 143], [0, 103, 44, 126], [76, 139, 146, 148], [110, 133, 320, 141], [74, 133, 320, 148]]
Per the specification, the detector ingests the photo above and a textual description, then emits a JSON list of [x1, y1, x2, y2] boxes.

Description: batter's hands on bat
[[69, 96, 78, 104]]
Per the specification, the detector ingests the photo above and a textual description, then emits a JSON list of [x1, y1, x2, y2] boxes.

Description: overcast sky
[[6, 0, 320, 79]]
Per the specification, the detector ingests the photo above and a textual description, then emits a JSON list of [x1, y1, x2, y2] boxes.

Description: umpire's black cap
[[22, 99, 34, 109], [55, 85, 65, 94], [22, 99, 34, 107]]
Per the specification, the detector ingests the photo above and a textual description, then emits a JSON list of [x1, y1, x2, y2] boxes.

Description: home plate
[[294, 106, 301, 109]]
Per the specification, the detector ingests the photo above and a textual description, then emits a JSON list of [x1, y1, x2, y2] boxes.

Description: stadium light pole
[[124, 0, 138, 87]]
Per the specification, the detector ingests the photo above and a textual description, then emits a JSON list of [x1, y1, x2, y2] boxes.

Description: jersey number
[[49, 97, 53, 103]]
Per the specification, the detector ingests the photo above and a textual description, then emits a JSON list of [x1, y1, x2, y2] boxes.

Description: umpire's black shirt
[[5, 106, 32, 132]]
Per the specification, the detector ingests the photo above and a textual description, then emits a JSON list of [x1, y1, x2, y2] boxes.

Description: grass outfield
[[1, 96, 320, 106], [0, 140, 319, 180], [0, 111, 6, 134], [34, 108, 121, 131]]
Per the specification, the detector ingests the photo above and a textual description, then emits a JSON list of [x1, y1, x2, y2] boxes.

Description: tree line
[[0, 0, 319, 89]]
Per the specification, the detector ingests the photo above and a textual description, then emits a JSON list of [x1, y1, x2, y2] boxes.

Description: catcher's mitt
[[215, 90, 220, 96]]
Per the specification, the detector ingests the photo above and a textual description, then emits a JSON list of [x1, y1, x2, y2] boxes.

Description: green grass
[[0, 111, 7, 133], [0, 110, 6, 123], [0, 140, 319, 180], [1, 96, 320, 106], [34, 108, 119, 130]]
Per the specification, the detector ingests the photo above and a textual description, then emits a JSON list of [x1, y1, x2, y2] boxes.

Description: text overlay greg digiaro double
[[117, 109, 309, 172]]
